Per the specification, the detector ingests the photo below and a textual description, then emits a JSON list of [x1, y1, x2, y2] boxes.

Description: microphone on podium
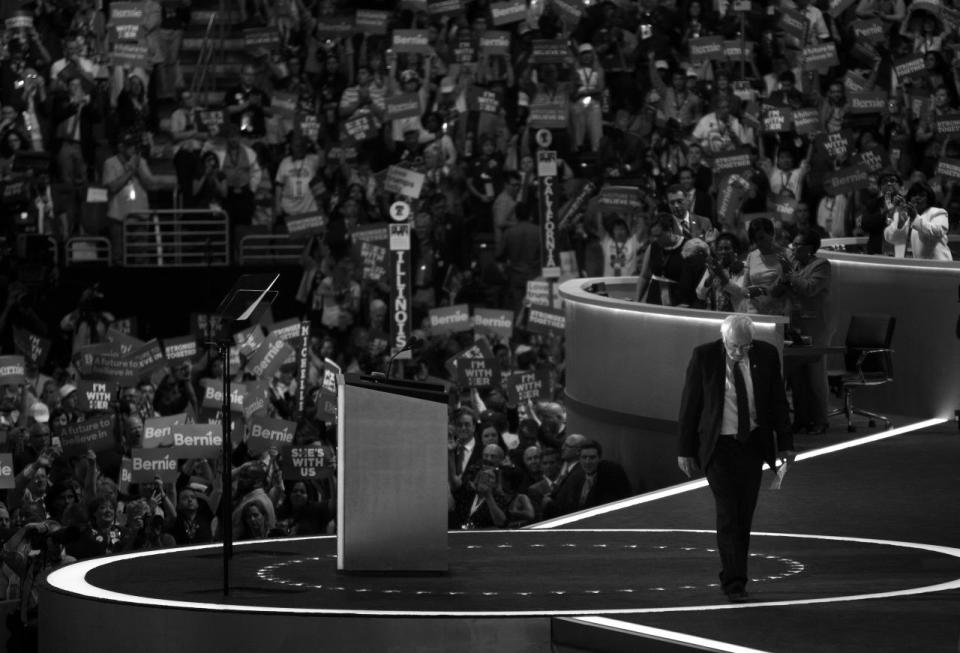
[[376, 335, 425, 380]]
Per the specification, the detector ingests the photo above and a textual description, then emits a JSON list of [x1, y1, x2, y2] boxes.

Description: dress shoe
[[726, 590, 750, 603]]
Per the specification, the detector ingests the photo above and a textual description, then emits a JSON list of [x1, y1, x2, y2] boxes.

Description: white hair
[[720, 314, 755, 341]]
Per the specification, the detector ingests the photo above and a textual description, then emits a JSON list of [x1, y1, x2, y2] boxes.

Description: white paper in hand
[[769, 461, 791, 490]]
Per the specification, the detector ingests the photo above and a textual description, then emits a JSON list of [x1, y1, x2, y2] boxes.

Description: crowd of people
[[2, 0, 960, 647]]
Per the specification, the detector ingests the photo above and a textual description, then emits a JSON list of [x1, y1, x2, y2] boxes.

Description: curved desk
[[558, 278, 789, 492], [820, 250, 960, 420]]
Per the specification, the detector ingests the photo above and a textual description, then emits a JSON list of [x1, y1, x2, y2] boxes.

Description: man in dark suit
[[678, 315, 795, 602], [543, 440, 631, 518], [667, 183, 715, 241]]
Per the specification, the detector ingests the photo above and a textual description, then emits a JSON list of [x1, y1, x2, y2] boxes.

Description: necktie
[[456, 445, 466, 474], [579, 475, 595, 507], [732, 359, 751, 442]]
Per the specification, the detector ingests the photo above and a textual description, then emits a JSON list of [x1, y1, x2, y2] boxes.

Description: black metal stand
[[218, 339, 233, 595]]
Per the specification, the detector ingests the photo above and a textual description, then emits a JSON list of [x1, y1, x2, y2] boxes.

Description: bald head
[[561, 433, 588, 461], [482, 444, 505, 466]]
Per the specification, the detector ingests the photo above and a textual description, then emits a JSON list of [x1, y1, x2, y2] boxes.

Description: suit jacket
[[677, 213, 714, 241], [542, 460, 632, 518], [678, 339, 792, 470]]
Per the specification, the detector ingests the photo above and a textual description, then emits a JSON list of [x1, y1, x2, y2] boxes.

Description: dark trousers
[[705, 435, 764, 594]]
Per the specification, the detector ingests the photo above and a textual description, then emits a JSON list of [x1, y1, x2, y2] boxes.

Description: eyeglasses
[[724, 341, 753, 353]]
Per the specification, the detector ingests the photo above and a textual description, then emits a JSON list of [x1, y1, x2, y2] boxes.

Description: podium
[[336, 374, 450, 574]]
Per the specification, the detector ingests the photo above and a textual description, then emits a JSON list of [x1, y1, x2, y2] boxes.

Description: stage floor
[[42, 417, 960, 652]]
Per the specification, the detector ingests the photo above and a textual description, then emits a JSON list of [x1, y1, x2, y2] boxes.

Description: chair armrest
[[854, 348, 893, 382]]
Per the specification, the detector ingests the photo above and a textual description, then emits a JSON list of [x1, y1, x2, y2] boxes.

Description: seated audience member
[[167, 484, 215, 546], [525, 446, 562, 521], [542, 440, 631, 518], [275, 480, 333, 536], [238, 501, 270, 541]]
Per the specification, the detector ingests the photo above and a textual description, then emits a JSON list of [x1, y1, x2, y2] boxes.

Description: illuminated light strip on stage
[[559, 617, 773, 653], [44, 527, 960, 617], [530, 417, 948, 530]]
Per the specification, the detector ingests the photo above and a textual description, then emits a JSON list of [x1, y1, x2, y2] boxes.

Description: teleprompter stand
[[210, 274, 278, 596]]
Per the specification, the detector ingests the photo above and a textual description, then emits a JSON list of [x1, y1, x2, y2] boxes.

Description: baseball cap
[[439, 76, 455, 93], [578, 43, 594, 54], [59, 383, 77, 399]]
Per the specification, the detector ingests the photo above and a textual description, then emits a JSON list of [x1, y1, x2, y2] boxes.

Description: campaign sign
[[314, 16, 354, 38], [360, 241, 388, 281], [389, 224, 413, 358], [468, 86, 501, 114], [526, 280, 553, 307], [0, 355, 26, 385], [597, 185, 642, 212], [528, 102, 568, 129], [355, 9, 389, 34], [526, 306, 566, 337], [62, 415, 116, 456], [855, 145, 886, 172], [472, 308, 514, 339], [490, 0, 527, 25], [531, 40, 569, 64], [352, 224, 389, 245], [299, 114, 320, 141], [802, 43, 839, 71], [243, 380, 272, 420], [163, 335, 198, 362], [0, 453, 16, 489], [852, 18, 885, 43], [234, 325, 265, 357], [393, 30, 432, 54], [428, 0, 462, 15], [847, 92, 887, 115], [110, 43, 150, 67], [243, 27, 281, 49], [824, 164, 871, 196], [131, 448, 179, 483], [246, 335, 295, 379], [936, 158, 960, 180], [817, 131, 853, 160], [385, 94, 421, 121], [717, 177, 747, 226], [778, 7, 807, 39], [246, 415, 297, 455], [505, 369, 553, 404], [457, 356, 501, 388], [539, 152, 561, 278], [200, 379, 246, 412], [269, 318, 302, 345], [316, 358, 340, 423], [12, 327, 50, 366], [893, 54, 926, 80], [775, 199, 798, 223], [342, 114, 378, 142], [428, 304, 473, 335], [384, 165, 425, 199], [286, 212, 326, 239], [142, 413, 186, 448], [689, 35, 724, 63], [110, 2, 144, 25], [711, 148, 752, 176], [843, 71, 870, 94], [723, 40, 754, 60], [480, 31, 511, 55], [119, 457, 132, 495], [281, 446, 335, 480], [762, 105, 793, 133], [792, 108, 820, 135], [165, 423, 223, 458], [76, 380, 113, 413], [935, 114, 960, 135], [5, 13, 33, 30], [106, 328, 144, 354]]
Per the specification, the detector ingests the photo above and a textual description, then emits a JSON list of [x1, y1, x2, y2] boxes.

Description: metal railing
[[238, 234, 303, 266], [122, 209, 230, 267], [65, 237, 112, 265]]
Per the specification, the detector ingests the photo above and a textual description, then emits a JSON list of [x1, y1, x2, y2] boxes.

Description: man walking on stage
[[677, 315, 795, 602]]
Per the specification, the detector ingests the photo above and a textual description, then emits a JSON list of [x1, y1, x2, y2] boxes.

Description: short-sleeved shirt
[[275, 154, 320, 215]]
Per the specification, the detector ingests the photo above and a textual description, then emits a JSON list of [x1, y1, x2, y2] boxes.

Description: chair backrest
[[844, 314, 895, 378]]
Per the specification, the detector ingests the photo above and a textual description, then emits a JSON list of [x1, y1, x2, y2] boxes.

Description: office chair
[[827, 314, 896, 433]]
